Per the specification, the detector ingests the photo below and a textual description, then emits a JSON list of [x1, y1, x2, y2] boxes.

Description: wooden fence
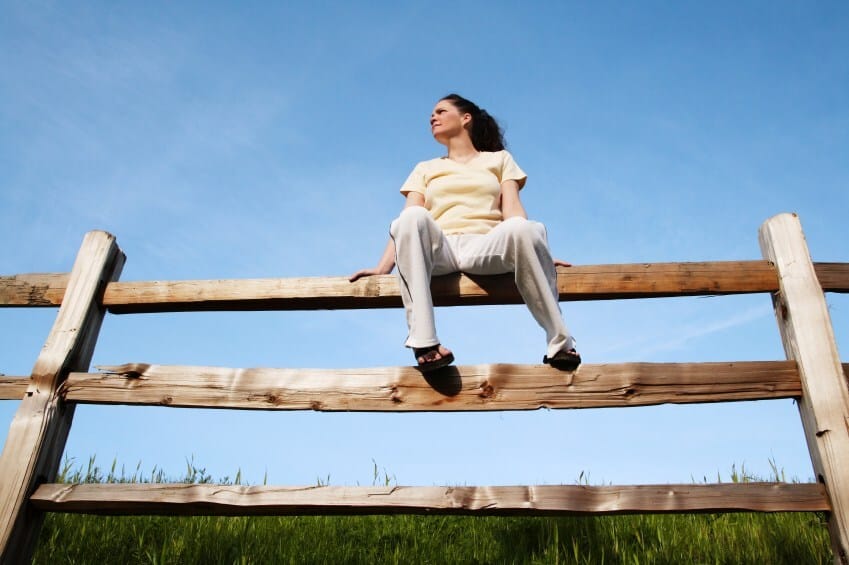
[[1, 212, 848, 563]]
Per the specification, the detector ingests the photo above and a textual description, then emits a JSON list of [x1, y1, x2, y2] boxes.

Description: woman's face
[[430, 100, 471, 144]]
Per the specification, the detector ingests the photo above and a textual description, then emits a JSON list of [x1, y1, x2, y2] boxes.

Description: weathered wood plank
[[0, 231, 124, 564], [101, 261, 780, 313], [3, 262, 844, 311], [0, 273, 68, 307], [553, 261, 779, 300], [30, 482, 829, 516], [815, 263, 849, 293], [61, 361, 803, 411], [0, 378, 28, 401], [11, 363, 849, 404], [760, 213, 849, 564]]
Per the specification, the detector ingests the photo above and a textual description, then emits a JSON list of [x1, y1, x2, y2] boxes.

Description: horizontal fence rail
[[100, 261, 784, 313], [3, 262, 847, 313], [813, 263, 849, 293], [0, 379, 28, 401], [5, 362, 849, 406], [30, 482, 830, 516], [68, 361, 803, 410], [0, 273, 68, 307], [0, 361, 814, 407]]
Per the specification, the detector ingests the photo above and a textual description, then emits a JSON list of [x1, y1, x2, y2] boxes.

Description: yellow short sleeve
[[500, 150, 527, 189], [400, 163, 426, 196]]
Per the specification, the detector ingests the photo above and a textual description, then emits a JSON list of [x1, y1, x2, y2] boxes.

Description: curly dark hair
[[440, 93, 506, 152]]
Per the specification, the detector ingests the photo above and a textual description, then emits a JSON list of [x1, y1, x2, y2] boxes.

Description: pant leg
[[389, 206, 458, 349], [455, 216, 576, 357]]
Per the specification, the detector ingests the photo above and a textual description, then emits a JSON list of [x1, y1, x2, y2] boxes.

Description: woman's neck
[[444, 136, 479, 162]]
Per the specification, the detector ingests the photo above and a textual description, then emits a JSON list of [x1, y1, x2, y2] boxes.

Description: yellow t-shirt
[[400, 150, 528, 235]]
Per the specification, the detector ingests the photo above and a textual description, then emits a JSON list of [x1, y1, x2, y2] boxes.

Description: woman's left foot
[[413, 344, 455, 373], [543, 349, 581, 371]]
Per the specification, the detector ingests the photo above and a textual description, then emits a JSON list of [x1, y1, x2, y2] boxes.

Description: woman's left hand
[[554, 258, 572, 267]]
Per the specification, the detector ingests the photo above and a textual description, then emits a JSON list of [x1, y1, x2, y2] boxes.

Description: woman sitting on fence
[[350, 94, 580, 373]]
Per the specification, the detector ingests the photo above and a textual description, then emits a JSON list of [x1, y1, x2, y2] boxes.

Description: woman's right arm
[[349, 192, 425, 282]]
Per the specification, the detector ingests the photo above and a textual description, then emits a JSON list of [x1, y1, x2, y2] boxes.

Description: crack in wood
[[477, 382, 494, 399], [367, 487, 401, 497]]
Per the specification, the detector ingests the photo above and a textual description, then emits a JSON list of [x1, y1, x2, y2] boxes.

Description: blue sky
[[2, 1, 848, 487]]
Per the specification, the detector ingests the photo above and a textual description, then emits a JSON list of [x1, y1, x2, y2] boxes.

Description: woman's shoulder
[[409, 151, 516, 172], [480, 149, 514, 160], [410, 156, 449, 170], [478, 149, 518, 166]]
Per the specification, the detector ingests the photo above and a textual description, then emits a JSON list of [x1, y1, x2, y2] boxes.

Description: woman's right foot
[[413, 344, 455, 373], [543, 349, 581, 371]]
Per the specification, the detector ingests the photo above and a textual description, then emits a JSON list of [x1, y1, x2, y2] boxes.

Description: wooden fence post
[[760, 213, 849, 564], [0, 231, 123, 564]]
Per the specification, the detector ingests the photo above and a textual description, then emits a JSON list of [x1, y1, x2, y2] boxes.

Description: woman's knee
[[391, 205, 431, 235], [502, 217, 547, 244]]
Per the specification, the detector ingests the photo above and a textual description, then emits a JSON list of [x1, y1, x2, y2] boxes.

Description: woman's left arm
[[500, 179, 527, 220], [501, 179, 572, 267]]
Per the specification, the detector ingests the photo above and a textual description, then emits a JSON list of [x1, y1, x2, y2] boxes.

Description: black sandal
[[413, 345, 455, 373], [543, 349, 582, 371]]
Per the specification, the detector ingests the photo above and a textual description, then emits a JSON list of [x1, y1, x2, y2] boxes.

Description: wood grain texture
[[14, 363, 849, 404], [100, 261, 780, 313], [4, 262, 845, 311], [60, 361, 803, 411], [0, 273, 68, 307], [30, 482, 829, 516], [815, 263, 849, 293], [0, 231, 124, 564], [0, 378, 28, 401], [760, 213, 849, 564]]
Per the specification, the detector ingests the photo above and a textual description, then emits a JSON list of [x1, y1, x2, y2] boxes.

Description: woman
[[350, 94, 580, 373]]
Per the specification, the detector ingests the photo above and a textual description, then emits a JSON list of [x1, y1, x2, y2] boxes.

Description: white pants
[[389, 206, 576, 358]]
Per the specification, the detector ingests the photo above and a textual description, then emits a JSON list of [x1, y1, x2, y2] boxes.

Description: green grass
[[32, 457, 833, 564]]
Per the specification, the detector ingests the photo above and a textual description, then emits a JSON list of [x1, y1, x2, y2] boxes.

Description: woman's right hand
[[350, 197, 418, 283], [349, 267, 390, 282]]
